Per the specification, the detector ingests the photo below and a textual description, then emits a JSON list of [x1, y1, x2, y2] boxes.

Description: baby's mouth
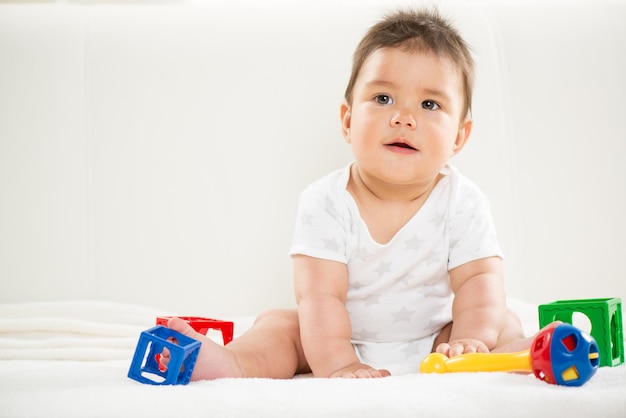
[[388, 142, 417, 151]]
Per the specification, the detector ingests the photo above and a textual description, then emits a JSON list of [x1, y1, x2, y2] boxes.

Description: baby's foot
[[167, 317, 243, 381]]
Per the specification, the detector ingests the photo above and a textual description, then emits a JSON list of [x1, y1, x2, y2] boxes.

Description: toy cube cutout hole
[[572, 312, 592, 334], [128, 326, 201, 385], [611, 314, 620, 360], [139, 341, 165, 384]]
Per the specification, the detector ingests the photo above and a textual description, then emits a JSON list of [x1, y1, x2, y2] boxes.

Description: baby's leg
[[432, 308, 529, 354], [167, 308, 310, 381], [490, 309, 532, 353]]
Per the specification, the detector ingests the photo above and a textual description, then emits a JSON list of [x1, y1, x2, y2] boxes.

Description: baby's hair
[[344, 8, 475, 119]]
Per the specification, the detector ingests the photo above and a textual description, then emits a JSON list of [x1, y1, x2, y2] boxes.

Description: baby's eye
[[374, 94, 394, 105], [422, 100, 440, 110]]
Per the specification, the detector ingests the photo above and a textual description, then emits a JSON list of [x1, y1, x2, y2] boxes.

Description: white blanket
[[1, 300, 624, 418]]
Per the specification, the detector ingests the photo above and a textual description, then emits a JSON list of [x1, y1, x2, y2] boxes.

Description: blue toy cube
[[128, 325, 201, 385]]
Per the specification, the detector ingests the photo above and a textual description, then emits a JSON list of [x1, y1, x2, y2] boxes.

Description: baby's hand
[[436, 338, 489, 358], [329, 363, 391, 379]]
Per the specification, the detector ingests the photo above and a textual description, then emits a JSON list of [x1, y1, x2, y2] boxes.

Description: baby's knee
[[505, 308, 525, 338], [254, 308, 299, 329]]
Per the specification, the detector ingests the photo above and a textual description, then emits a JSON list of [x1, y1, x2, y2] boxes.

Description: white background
[[1, 0, 625, 317]]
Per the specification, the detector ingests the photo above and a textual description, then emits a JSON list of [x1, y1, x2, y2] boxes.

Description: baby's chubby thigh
[[352, 333, 439, 376]]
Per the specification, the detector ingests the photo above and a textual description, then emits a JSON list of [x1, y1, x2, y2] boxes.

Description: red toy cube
[[156, 316, 234, 345]]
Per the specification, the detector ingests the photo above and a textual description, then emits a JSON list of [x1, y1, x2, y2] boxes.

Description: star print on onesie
[[289, 163, 503, 375]]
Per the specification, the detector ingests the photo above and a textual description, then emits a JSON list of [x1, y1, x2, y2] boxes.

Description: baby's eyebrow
[[364, 79, 396, 89], [422, 88, 452, 102]]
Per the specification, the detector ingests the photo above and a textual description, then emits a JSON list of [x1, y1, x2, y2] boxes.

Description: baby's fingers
[[436, 339, 489, 357], [351, 368, 390, 378], [331, 366, 390, 379], [448, 342, 466, 357]]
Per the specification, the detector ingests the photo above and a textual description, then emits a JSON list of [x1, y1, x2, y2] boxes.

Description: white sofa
[[1, 0, 625, 317]]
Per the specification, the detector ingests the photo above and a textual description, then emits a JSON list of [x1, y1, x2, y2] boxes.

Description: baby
[[168, 7, 530, 379]]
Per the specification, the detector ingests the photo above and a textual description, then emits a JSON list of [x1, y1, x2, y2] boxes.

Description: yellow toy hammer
[[420, 323, 599, 386]]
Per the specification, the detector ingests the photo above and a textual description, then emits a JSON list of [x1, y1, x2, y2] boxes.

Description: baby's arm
[[438, 256, 508, 357], [293, 254, 390, 378]]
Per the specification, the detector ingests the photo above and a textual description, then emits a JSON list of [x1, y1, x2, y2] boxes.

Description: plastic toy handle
[[420, 350, 532, 374]]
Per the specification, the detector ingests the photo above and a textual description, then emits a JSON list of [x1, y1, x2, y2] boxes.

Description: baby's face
[[342, 47, 469, 187]]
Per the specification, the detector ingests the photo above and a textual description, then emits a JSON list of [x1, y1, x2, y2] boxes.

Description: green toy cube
[[539, 298, 624, 367]]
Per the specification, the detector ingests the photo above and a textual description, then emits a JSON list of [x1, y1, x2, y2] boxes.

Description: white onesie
[[289, 163, 503, 375]]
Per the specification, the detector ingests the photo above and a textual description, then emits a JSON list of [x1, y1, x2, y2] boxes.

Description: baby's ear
[[340, 102, 352, 142], [452, 118, 472, 155]]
